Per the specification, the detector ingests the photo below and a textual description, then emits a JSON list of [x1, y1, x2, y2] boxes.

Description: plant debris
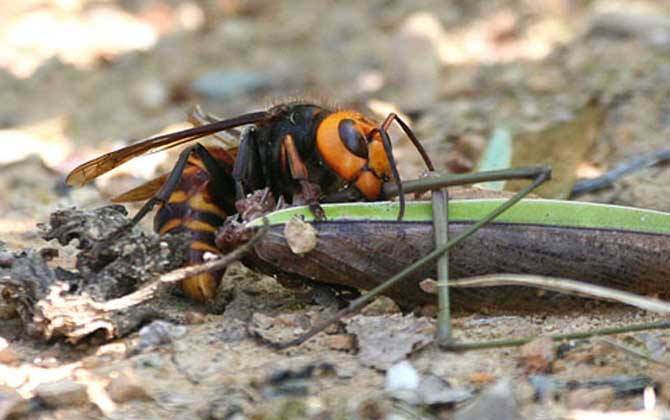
[[40, 205, 188, 300], [0, 206, 190, 342], [346, 313, 434, 370], [3, 1, 670, 418]]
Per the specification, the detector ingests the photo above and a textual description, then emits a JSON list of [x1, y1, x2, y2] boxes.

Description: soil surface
[[1, 1, 670, 419]]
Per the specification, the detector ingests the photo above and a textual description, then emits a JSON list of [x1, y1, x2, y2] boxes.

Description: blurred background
[[1, 0, 669, 234]]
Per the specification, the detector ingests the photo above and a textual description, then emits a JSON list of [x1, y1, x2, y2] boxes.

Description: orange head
[[315, 111, 394, 200]]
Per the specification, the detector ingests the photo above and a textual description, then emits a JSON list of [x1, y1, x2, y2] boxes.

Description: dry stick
[[571, 148, 670, 197], [277, 167, 551, 348], [426, 274, 670, 351], [431, 183, 451, 345], [102, 219, 269, 311], [446, 274, 670, 313], [159, 221, 267, 283]]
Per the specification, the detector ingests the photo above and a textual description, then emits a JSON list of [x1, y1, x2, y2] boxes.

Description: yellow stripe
[[190, 241, 220, 254], [182, 273, 218, 301], [187, 156, 206, 170], [188, 194, 226, 218], [184, 219, 217, 233], [168, 190, 188, 204], [158, 218, 183, 234]]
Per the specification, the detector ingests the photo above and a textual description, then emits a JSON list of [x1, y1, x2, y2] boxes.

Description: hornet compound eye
[[338, 119, 369, 159]]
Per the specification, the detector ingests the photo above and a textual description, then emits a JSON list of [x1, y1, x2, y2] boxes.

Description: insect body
[[111, 144, 238, 300], [235, 104, 411, 214], [66, 102, 434, 301]]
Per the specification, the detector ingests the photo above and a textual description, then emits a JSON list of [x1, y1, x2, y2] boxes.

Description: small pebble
[[385, 361, 420, 392], [519, 336, 555, 373], [106, 370, 151, 403], [326, 334, 354, 351], [454, 378, 519, 420], [567, 388, 615, 410], [35, 379, 89, 408], [132, 320, 187, 354], [0, 337, 17, 364], [183, 311, 207, 325], [0, 252, 14, 268], [360, 296, 400, 316]]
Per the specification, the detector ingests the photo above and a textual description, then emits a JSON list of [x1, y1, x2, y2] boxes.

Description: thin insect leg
[[89, 144, 206, 259], [430, 181, 451, 346], [380, 113, 435, 171], [372, 127, 405, 220], [259, 187, 271, 206], [232, 127, 262, 200], [277, 166, 551, 348], [282, 134, 325, 220], [275, 195, 286, 211], [131, 144, 201, 225]]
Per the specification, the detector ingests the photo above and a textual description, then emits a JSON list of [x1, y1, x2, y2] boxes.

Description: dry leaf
[[346, 313, 434, 370]]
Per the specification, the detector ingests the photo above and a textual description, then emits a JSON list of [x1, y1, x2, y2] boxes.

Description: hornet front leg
[[281, 134, 326, 220]]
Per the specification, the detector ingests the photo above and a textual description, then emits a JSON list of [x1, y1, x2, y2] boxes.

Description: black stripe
[[188, 230, 216, 244], [190, 210, 224, 228]]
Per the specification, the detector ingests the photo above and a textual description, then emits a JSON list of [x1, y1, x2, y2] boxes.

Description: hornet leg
[[131, 143, 233, 225], [281, 133, 325, 220], [232, 126, 263, 200], [131, 144, 201, 226]]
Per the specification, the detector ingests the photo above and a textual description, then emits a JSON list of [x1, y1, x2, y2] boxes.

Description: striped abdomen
[[155, 149, 235, 301]]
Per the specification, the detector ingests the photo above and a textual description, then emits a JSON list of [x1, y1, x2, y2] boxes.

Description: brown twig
[[571, 148, 670, 197]]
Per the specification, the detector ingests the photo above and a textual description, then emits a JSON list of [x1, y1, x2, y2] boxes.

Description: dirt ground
[[2, 0, 670, 419]]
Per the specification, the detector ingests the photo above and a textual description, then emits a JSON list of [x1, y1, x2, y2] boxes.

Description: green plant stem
[[383, 166, 549, 197], [431, 185, 451, 346]]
